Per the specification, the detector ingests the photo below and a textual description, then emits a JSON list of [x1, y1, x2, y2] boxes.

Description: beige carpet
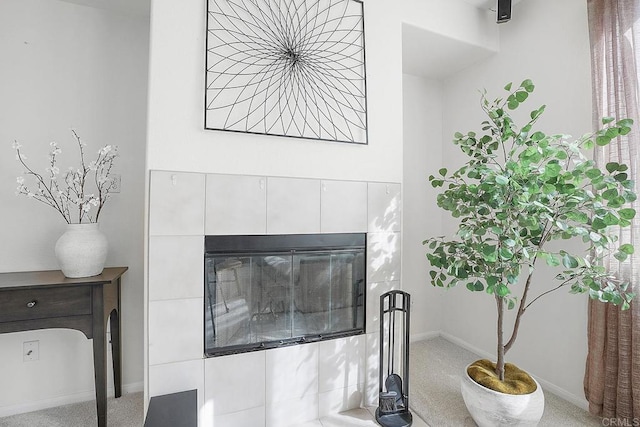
[[0, 338, 605, 427], [409, 337, 603, 426], [0, 392, 143, 427]]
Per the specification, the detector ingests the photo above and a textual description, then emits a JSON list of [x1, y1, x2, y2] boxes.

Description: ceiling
[[402, 23, 497, 80], [460, 0, 497, 9], [460, 0, 524, 11], [402, 0, 527, 79], [57, 0, 150, 17]]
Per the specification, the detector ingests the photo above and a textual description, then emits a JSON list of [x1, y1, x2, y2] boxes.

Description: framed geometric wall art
[[205, 0, 368, 144]]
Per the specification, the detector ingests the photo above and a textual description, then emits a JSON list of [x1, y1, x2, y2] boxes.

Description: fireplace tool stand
[[375, 290, 412, 427]]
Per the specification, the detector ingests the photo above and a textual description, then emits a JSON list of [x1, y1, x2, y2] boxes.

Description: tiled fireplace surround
[[148, 171, 401, 427]]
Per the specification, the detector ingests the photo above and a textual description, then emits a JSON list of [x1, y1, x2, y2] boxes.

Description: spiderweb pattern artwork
[[205, 0, 368, 144]]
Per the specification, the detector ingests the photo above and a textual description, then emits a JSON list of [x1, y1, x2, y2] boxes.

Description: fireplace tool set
[[376, 290, 413, 427]]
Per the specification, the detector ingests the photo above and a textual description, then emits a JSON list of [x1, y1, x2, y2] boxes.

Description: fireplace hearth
[[204, 233, 366, 357]]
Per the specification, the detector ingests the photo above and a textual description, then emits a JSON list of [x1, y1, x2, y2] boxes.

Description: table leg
[[93, 288, 107, 427], [110, 307, 122, 397]]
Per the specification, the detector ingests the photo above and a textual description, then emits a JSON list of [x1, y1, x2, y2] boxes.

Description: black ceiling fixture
[[497, 0, 512, 23]]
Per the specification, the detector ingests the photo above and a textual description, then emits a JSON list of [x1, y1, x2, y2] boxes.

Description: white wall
[[438, 0, 593, 406], [146, 0, 404, 183], [0, 0, 148, 416], [401, 74, 444, 338]]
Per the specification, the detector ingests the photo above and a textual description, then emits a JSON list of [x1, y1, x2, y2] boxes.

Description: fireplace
[[204, 233, 366, 356]]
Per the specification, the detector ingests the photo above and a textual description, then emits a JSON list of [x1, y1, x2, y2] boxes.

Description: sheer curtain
[[585, 0, 640, 421]]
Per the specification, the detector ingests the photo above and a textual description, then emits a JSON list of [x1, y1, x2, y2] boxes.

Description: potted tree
[[423, 80, 636, 426]]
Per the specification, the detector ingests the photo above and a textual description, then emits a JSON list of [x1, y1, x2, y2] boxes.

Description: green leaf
[[545, 163, 562, 177], [499, 247, 514, 260], [562, 254, 579, 269], [602, 212, 619, 226], [585, 168, 602, 179], [605, 127, 620, 139], [617, 118, 634, 127], [531, 131, 545, 141], [614, 173, 628, 182], [567, 211, 589, 224], [602, 188, 618, 201], [589, 232, 602, 242], [530, 105, 546, 120], [619, 208, 636, 220], [508, 98, 519, 110], [606, 162, 620, 173], [439, 168, 448, 176], [597, 135, 612, 146], [515, 91, 528, 102], [602, 116, 616, 124], [614, 251, 629, 262], [619, 244, 634, 255], [545, 254, 561, 267], [496, 284, 510, 297], [521, 79, 535, 92], [495, 175, 509, 185], [504, 82, 513, 91]]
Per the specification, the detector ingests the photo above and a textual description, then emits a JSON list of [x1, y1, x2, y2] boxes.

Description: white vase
[[55, 223, 108, 278], [461, 363, 545, 427]]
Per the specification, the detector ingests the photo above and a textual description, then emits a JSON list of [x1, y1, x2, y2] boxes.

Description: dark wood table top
[[0, 267, 128, 290]]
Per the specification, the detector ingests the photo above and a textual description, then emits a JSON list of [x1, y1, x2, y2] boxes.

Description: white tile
[[364, 333, 381, 407], [149, 235, 204, 301], [265, 343, 319, 403], [368, 182, 401, 232], [149, 171, 205, 235], [149, 359, 204, 398], [366, 281, 399, 333], [319, 407, 378, 426], [367, 232, 401, 283], [267, 177, 320, 234], [213, 406, 266, 427], [148, 359, 205, 419], [204, 351, 265, 416], [266, 393, 319, 427], [148, 298, 203, 365], [321, 180, 367, 233], [319, 384, 365, 418], [318, 336, 365, 393], [206, 174, 267, 235]]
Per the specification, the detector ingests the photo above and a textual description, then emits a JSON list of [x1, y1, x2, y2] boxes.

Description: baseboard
[[410, 331, 440, 343], [437, 332, 589, 411], [0, 381, 144, 418]]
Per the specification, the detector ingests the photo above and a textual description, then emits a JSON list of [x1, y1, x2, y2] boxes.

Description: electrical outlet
[[110, 174, 121, 193], [23, 340, 39, 361]]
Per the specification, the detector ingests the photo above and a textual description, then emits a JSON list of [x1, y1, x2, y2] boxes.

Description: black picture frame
[[205, 0, 368, 144]]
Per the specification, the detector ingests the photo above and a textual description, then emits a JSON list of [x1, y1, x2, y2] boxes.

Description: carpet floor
[[0, 336, 605, 426], [0, 392, 143, 427], [409, 336, 603, 426]]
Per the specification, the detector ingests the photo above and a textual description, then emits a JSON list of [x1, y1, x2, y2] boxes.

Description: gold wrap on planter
[[467, 359, 537, 395]]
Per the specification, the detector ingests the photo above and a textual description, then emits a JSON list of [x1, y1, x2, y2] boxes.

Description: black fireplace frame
[[204, 233, 367, 357]]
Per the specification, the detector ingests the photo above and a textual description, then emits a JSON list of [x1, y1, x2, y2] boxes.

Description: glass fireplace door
[[204, 234, 365, 357]]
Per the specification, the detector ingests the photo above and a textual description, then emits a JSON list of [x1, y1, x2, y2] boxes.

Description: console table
[[0, 266, 127, 427]]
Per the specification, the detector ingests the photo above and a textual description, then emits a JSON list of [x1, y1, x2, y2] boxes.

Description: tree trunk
[[495, 294, 505, 381]]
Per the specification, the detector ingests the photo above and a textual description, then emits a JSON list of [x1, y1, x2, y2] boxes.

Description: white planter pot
[[461, 363, 544, 427], [55, 223, 108, 278]]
